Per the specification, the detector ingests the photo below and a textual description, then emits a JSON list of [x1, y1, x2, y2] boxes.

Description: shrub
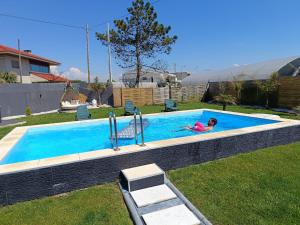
[[78, 93, 88, 104], [0, 72, 17, 83], [257, 72, 279, 108], [213, 82, 236, 111], [89, 77, 105, 105], [294, 106, 300, 115], [25, 106, 32, 116], [214, 94, 236, 111], [231, 74, 245, 104]]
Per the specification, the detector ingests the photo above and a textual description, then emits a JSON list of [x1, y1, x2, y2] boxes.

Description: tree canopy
[[96, 0, 177, 87], [257, 72, 279, 108], [89, 77, 105, 104]]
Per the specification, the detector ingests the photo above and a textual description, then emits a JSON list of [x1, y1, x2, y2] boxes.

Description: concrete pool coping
[[0, 108, 299, 176]]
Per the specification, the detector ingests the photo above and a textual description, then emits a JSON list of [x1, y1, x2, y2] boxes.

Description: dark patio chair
[[164, 99, 178, 112], [124, 100, 136, 115], [75, 105, 91, 121]]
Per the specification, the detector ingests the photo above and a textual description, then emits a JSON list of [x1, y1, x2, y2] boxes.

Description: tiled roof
[[0, 44, 60, 65], [31, 72, 68, 82]]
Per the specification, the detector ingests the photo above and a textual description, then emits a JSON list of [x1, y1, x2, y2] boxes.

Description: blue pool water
[[0, 110, 279, 165]]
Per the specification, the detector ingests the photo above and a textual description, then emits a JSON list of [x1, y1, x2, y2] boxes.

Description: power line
[[91, 0, 162, 29], [0, 0, 162, 31], [0, 12, 84, 30]]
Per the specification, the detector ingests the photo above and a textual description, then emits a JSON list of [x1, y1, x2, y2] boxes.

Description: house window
[[30, 63, 49, 73], [11, 60, 20, 69]]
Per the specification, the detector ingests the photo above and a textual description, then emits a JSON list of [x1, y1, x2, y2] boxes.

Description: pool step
[[114, 119, 150, 139], [121, 163, 165, 192], [120, 164, 212, 225]]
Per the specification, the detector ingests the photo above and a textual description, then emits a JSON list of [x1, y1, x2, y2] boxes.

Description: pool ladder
[[109, 111, 119, 151], [133, 109, 145, 146], [109, 110, 146, 151]]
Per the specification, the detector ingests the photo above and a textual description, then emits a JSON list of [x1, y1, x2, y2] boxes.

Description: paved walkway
[[120, 164, 212, 225]]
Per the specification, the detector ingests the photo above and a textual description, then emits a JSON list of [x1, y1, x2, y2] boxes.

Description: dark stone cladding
[[127, 174, 165, 192], [0, 124, 300, 205]]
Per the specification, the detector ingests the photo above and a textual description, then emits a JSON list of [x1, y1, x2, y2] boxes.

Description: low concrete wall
[[0, 124, 300, 205], [0, 83, 77, 117]]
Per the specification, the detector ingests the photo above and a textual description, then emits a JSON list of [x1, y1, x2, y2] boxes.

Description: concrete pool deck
[[0, 109, 300, 205]]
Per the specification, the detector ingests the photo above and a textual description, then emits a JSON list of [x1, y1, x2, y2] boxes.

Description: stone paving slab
[[130, 184, 177, 208], [138, 198, 182, 215], [142, 204, 201, 225]]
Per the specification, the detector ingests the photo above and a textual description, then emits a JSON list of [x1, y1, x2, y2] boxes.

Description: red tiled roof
[[31, 72, 68, 82], [0, 44, 60, 65]]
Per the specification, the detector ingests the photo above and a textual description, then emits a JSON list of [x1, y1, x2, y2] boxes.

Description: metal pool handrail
[[109, 111, 119, 151], [133, 112, 138, 145], [133, 109, 146, 147]]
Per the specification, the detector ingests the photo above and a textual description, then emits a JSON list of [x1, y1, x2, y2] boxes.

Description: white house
[[122, 69, 190, 87], [0, 44, 67, 83]]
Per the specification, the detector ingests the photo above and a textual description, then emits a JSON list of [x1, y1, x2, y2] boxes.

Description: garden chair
[[124, 100, 136, 115], [164, 99, 178, 112], [75, 105, 91, 121]]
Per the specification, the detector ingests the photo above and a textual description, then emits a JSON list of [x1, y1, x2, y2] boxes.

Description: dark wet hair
[[210, 118, 218, 126]]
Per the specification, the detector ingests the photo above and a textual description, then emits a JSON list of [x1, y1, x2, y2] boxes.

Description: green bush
[[0, 72, 17, 83], [25, 106, 32, 116], [294, 106, 300, 115]]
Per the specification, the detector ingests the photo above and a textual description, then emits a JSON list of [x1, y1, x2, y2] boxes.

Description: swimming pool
[[1, 109, 300, 205], [0, 109, 279, 165]]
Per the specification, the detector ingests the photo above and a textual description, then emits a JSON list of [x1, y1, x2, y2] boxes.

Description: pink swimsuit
[[192, 122, 206, 132]]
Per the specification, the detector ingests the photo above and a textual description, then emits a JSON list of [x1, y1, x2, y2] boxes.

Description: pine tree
[[96, 0, 177, 87]]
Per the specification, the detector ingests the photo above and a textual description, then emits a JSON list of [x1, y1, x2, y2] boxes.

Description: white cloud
[[51, 66, 106, 82], [51, 66, 87, 80], [62, 67, 89, 81], [50, 66, 60, 75], [233, 64, 240, 67]]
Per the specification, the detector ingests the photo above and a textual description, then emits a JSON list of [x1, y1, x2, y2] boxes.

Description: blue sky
[[1, 0, 300, 81]]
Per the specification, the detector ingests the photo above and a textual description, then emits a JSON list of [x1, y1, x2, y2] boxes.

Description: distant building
[[122, 69, 190, 87], [0, 44, 67, 83], [183, 56, 300, 84]]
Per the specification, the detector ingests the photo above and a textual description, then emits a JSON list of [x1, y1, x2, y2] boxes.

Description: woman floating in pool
[[175, 118, 218, 132]]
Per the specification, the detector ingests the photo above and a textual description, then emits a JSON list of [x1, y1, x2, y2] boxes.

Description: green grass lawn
[[0, 102, 299, 225], [169, 142, 300, 225], [0, 142, 299, 225], [0, 183, 133, 225]]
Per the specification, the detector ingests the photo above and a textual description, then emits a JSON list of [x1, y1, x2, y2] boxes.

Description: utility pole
[[17, 39, 23, 83], [85, 24, 91, 84], [107, 23, 113, 83]]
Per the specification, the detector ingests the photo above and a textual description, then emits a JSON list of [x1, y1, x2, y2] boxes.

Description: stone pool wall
[[0, 124, 300, 205]]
